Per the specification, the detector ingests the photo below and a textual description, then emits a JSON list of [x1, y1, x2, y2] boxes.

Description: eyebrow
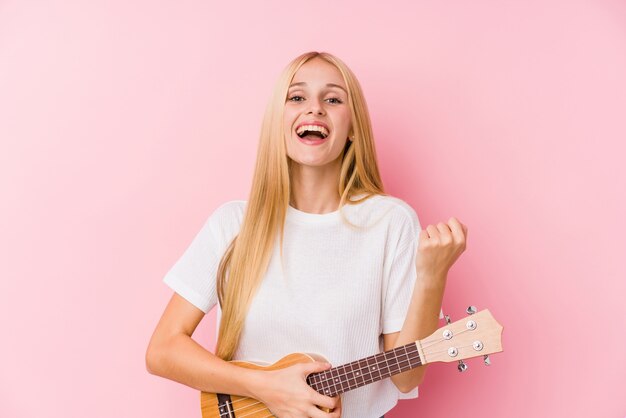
[[289, 82, 347, 94]]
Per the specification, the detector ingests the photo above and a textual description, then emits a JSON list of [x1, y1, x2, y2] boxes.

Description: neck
[[289, 158, 342, 214]]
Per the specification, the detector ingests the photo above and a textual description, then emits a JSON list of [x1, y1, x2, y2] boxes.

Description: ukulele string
[[218, 400, 334, 418], [305, 329, 480, 396], [410, 342, 488, 373], [215, 349, 423, 418], [218, 338, 477, 418], [216, 399, 268, 418], [216, 329, 478, 417], [421, 326, 474, 350], [218, 402, 275, 418]]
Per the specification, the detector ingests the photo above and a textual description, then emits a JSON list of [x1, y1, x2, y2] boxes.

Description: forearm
[[390, 271, 447, 392], [146, 333, 260, 398]]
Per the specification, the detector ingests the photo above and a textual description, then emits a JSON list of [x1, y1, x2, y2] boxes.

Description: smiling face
[[283, 57, 352, 168]]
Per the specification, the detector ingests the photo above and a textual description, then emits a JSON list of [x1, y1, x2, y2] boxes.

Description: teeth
[[296, 124, 329, 138]]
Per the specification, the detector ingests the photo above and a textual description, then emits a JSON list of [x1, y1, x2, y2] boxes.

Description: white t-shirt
[[163, 193, 442, 418]]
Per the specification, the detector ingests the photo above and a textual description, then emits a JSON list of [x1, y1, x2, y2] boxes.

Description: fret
[[307, 342, 424, 397], [330, 367, 341, 395], [390, 347, 400, 373], [362, 356, 372, 383], [351, 360, 361, 389], [355, 360, 365, 387], [405, 345, 417, 370], [339, 364, 351, 392], [374, 353, 386, 380], [362, 355, 376, 384], [393, 348, 404, 374], [316, 372, 324, 391], [404, 346, 413, 370], [306, 374, 314, 391], [401, 345, 412, 372], [332, 365, 339, 391], [368, 354, 381, 383], [320, 370, 332, 396], [391, 349, 400, 374], [337, 366, 346, 394], [401, 346, 411, 372], [348, 363, 359, 390], [381, 351, 392, 379], [359, 360, 371, 386], [354, 359, 366, 388], [407, 343, 422, 369], [396, 346, 409, 372], [311, 370, 326, 395], [388, 351, 396, 376], [347, 362, 357, 390], [394, 347, 404, 372]]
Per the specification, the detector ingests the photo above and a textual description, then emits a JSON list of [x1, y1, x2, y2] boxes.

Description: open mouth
[[296, 125, 329, 140]]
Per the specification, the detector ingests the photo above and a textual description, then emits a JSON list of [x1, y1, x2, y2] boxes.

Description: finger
[[329, 405, 342, 418], [303, 361, 331, 372], [334, 396, 342, 417], [436, 222, 452, 243], [308, 399, 338, 418], [447, 218, 466, 245], [449, 217, 467, 234], [308, 405, 329, 418], [426, 224, 439, 240], [302, 362, 331, 381], [311, 392, 339, 411], [334, 404, 342, 418]]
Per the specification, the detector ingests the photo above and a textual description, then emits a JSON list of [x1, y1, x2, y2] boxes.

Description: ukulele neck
[[306, 341, 422, 397]]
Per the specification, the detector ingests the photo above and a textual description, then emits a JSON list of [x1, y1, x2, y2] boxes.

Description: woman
[[146, 51, 467, 418]]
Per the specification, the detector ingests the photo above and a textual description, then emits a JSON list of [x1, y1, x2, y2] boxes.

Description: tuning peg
[[457, 360, 468, 372], [444, 314, 451, 324], [483, 355, 491, 366], [466, 306, 477, 315]]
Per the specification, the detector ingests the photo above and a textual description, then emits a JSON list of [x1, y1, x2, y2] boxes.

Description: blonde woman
[[146, 51, 467, 418]]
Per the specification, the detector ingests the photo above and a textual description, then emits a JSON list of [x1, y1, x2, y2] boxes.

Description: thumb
[[302, 361, 332, 375]]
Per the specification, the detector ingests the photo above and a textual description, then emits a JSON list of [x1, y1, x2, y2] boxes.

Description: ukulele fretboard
[[306, 342, 422, 397]]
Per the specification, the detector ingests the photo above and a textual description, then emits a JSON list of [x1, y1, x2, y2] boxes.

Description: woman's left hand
[[415, 217, 468, 284]]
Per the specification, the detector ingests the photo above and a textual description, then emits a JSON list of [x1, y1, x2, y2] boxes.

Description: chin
[[289, 159, 328, 167], [289, 155, 343, 168]]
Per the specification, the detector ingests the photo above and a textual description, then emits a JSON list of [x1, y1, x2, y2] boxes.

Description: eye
[[286, 95, 343, 104]]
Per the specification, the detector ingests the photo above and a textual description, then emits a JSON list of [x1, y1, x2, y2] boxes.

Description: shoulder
[[367, 194, 421, 233], [210, 199, 247, 219], [205, 199, 247, 235]]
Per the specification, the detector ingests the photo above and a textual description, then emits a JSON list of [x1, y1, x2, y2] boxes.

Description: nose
[[305, 96, 325, 115]]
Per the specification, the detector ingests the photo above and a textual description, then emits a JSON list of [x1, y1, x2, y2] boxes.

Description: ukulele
[[200, 307, 503, 418]]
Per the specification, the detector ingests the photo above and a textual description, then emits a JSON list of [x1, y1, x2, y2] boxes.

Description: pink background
[[1, 1, 625, 417]]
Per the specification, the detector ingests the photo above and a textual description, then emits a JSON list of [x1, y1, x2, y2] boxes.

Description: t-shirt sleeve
[[162, 202, 240, 314], [382, 207, 444, 335], [382, 232, 420, 335], [382, 205, 421, 334]]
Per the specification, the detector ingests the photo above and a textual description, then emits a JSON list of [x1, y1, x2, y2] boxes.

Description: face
[[283, 57, 352, 168]]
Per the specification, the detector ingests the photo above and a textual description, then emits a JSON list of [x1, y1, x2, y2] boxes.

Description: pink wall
[[1, 1, 624, 417]]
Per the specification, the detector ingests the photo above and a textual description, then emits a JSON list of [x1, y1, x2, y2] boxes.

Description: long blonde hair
[[215, 51, 386, 360]]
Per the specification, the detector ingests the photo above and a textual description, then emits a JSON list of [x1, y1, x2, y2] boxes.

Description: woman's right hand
[[249, 361, 342, 418]]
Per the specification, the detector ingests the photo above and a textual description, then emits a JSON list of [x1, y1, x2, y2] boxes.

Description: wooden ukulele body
[[200, 352, 335, 418]]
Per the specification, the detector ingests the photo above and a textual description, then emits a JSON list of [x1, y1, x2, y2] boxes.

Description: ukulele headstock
[[419, 306, 503, 371]]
